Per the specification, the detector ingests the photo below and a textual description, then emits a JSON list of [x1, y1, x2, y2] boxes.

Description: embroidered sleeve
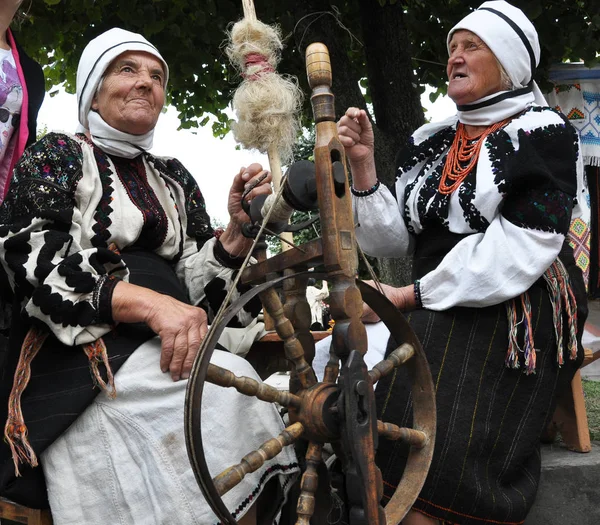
[[419, 112, 579, 310], [156, 157, 260, 327], [353, 124, 457, 258], [502, 187, 573, 234], [0, 133, 129, 346]]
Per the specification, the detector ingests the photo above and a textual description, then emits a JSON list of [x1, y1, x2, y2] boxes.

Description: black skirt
[[375, 228, 586, 525]]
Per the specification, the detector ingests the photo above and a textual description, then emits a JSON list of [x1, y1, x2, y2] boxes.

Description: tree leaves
[[15, 0, 600, 136]]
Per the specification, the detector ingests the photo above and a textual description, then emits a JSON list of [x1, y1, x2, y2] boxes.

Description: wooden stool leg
[[551, 370, 592, 452]]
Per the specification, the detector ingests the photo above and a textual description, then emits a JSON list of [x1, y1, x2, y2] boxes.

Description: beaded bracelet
[[351, 180, 380, 197], [413, 279, 423, 309]]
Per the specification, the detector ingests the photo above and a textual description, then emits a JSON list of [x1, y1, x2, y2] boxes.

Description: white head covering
[[447, 0, 548, 126], [76, 28, 169, 158]]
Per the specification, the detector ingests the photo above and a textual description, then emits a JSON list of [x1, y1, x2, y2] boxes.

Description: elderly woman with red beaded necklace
[[337, 1, 589, 525]]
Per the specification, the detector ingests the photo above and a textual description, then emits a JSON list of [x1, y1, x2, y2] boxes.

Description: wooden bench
[[547, 348, 600, 452], [0, 497, 52, 525]]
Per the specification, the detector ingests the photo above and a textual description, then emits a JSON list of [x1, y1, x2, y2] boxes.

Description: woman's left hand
[[361, 281, 417, 322], [227, 163, 272, 227], [220, 164, 272, 256]]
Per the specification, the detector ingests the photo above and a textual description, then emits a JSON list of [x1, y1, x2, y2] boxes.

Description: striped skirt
[[375, 276, 583, 525]]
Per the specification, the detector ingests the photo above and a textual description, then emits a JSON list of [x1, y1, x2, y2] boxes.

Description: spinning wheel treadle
[[184, 42, 436, 525]]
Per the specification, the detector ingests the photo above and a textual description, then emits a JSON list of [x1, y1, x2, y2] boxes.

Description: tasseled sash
[[505, 257, 579, 375], [4, 328, 116, 476]]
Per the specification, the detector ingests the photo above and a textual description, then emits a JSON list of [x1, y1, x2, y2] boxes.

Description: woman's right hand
[[144, 295, 208, 382], [337, 107, 375, 167], [112, 281, 208, 381]]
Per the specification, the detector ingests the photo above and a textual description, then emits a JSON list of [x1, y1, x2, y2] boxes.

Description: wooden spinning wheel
[[184, 43, 436, 525]]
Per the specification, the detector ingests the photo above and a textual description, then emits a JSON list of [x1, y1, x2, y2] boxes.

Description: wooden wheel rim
[[184, 276, 436, 525]]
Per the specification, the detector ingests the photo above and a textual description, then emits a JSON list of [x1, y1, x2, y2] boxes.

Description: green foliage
[[36, 124, 49, 141], [17, 0, 599, 134]]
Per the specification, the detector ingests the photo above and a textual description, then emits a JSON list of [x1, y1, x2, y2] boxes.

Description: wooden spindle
[[207, 363, 301, 409], [259, 287, 317, 389], [295, 442, 323, 525], [377, 421, 429, 449], [369, 343, 415, 385], [213, 422, 304, 496]]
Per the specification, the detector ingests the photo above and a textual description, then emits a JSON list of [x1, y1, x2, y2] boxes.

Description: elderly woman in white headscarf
[[0, 28, 298, 524], [337, 1, 588, 524]]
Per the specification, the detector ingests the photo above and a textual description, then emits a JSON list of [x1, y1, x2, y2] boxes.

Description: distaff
[[226, 0, 303, 252]]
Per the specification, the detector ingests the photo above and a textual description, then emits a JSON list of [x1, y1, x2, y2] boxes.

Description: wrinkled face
[[92, 51, 166, 135], [446, 30, 504, 106]]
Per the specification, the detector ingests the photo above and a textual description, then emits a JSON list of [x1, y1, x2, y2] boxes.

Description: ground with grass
[[583, 379, 600, 441]]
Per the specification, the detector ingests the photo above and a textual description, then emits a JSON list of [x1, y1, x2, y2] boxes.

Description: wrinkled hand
[[360, 280, 416, 322], [227, 163, 272, 227], [144, 294, 208, 381], [337, 107, 375, 166], [361, 280, 389, 323]]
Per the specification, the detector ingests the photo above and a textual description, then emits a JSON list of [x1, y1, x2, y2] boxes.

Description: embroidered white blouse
[[353, 106, 589, 310]]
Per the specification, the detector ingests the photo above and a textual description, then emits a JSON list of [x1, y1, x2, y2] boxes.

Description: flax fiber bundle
[[226, 18, 302, 164]]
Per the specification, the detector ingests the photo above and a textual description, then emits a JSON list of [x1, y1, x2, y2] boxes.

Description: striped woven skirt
[[375, 233, 586, 524]]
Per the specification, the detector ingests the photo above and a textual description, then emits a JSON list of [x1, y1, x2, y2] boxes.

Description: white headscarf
[[447, 0, 548, 126], [76, 28, 169, 158]]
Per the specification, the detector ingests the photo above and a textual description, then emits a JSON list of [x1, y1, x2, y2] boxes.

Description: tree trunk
[[358, 0, 424, 182], [287, 0, 425, 286], [358, 0, 424, 285], [286, 0, 367, 119]]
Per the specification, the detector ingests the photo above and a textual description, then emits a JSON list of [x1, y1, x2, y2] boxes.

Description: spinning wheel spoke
[[207, 363, 301, 409], [295, 442, 323, 525], [213, 422, 304, 497], [377, 421, 429, 449], [369, 343, 415, 385]]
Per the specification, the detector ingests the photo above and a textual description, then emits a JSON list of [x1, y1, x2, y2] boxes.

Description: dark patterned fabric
[[503, 188, 573, 233], [90, 142, 115, 247], [397, 127, 455, 235], [147, 154, 214, 250], [113, 156, 169, 251]]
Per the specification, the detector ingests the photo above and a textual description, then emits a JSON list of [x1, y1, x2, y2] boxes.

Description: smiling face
[[446, 30, 504, 106], [92, 51, 166, 135]]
